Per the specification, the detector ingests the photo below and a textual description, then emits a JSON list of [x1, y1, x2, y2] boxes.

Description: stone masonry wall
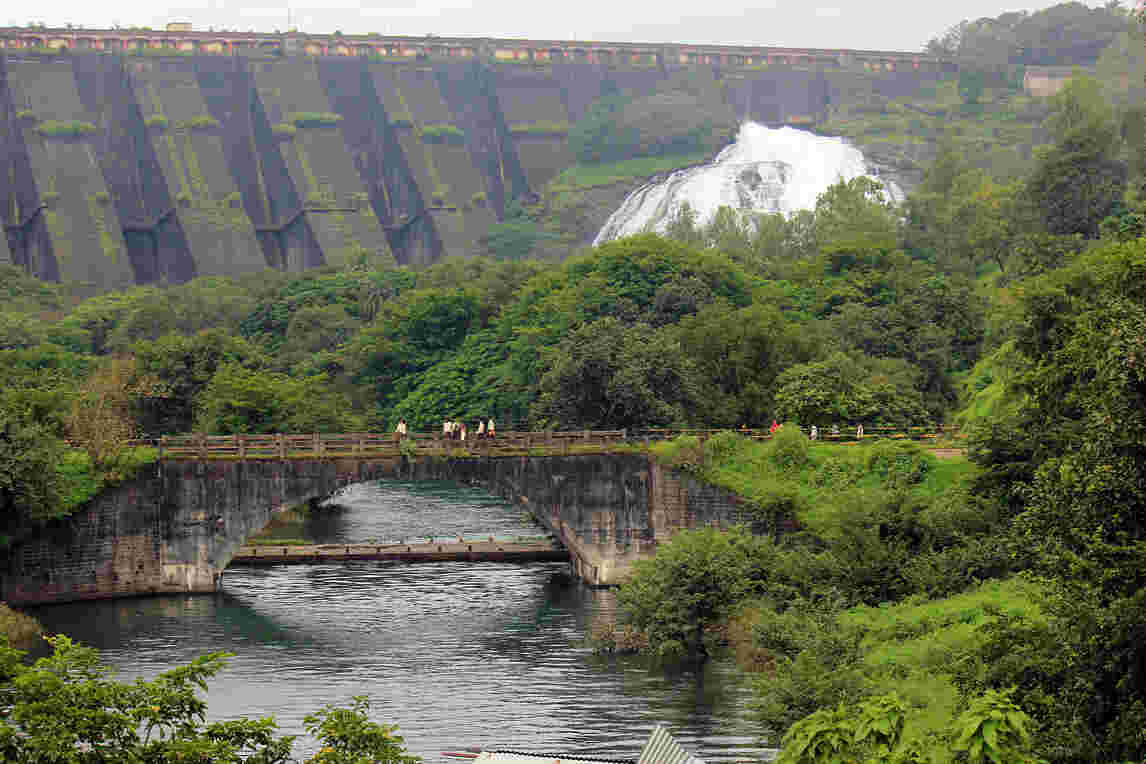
[[1, 453, 749, 604]]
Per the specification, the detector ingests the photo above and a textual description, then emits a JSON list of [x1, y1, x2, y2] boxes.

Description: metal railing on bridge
[[136, 425, 960, 460]]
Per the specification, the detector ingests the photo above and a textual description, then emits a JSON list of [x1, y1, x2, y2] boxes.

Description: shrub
[[40, 191, 60, 208], [15, 110, 36, 123], [92, 190, 110, 206], [34, 120, 96, 138], [420, 123, 465, 145], [470, 191, 487, 207], [175, 191, 191, 207], [703, 429, 749, 463], [272, 122, 297, 139], [745, 478, 805, 536], [287, 111, 342, 128], [430, 190, 447, 207], [224, 191, 242, 208], [766, 424, 810, 471], [389, 117, 414, 129], [617, 526, 773, 657], [865, 440, 930, 489], [144, 114, 169, 130]]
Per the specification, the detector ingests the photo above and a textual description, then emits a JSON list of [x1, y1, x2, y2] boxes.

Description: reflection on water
[[30, 481, 769, 761], [305, 481, 549, 545]]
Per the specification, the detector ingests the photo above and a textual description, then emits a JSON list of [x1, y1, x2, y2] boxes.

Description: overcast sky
[[3, 1, 1125, 51]]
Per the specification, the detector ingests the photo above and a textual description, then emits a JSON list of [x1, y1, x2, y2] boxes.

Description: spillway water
[[594, 122, 902, 245], [30, 480, 768, 762]]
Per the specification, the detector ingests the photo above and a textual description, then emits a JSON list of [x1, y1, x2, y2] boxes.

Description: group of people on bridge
[[392, 418, 496, 441], [764, 421, 866, 440]]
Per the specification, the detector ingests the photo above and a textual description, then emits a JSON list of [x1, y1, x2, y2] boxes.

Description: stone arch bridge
[[1, 431, 768, 605]]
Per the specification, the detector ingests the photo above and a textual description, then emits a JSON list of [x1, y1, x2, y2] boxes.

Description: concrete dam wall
[[1, 52, 944, 289], [0, 453, 779, 605]]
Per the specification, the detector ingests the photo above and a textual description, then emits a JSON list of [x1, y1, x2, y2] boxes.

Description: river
[[30, 480, 770, 762]]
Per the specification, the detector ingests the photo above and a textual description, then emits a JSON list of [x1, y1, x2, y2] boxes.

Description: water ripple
[[31, 481, 772, 762]]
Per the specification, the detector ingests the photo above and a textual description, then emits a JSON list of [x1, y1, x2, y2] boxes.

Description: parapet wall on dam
[[1, 42, 949, 289]]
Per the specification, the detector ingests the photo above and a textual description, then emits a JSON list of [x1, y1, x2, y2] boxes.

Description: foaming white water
[[594, 122, 902, 245]]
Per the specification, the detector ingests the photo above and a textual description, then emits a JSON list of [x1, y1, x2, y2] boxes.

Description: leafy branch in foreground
[[777, 690, 1039, 764], [0, 635, 419, 764]]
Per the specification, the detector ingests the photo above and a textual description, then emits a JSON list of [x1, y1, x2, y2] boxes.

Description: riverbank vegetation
[[598, 213, 1146, 759], [0, 635, 419, 763]]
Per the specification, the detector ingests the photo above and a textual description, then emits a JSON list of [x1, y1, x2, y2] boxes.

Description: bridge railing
[[133, 425, 960, 460]]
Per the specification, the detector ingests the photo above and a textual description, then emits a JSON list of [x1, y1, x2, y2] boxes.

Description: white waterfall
[[593, 122, 902, 245]]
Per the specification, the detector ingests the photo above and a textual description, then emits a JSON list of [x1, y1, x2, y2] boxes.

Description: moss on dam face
[[0, 51, 943, 287]]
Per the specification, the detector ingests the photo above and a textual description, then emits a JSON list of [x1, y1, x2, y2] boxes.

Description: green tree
[[533, 318, 700, 429], [0, 405, 65, 533], [773, 352, 930, 427], [673, 301, 815, 427], [303, 697, 420, 764], [285, 304, 359, 357], [0, 635, 420, 764], [196, 364, 360, 434], [345, 288, 481, 410], [1029, 77, 1127, 239], [0, 635, 295, 763], [616, 526, 770, 658], [810, 177, 898, 255], [132, 330, 266, 434]]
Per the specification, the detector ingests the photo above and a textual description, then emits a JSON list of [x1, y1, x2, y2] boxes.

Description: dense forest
[[4, 3, 1146, 763]]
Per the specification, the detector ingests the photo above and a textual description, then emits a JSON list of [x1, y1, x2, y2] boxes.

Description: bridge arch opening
[[219, 477, 566, 582]]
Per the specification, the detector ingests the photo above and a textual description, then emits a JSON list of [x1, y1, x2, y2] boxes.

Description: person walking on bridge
[[487, 417, 495, 439], [477, 419, 486, 439], [395, 418, 408, 440]]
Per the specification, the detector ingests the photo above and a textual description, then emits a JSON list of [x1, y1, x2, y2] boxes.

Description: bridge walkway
[[149, 426, 962, 460]]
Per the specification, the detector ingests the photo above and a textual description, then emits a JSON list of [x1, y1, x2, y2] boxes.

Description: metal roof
[[637, 726, 705, 764], [474, 752, 634, 764], [449, 726, 703, 764]]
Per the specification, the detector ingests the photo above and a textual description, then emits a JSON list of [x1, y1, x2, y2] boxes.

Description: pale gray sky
[[4, 1, 1124, 51]]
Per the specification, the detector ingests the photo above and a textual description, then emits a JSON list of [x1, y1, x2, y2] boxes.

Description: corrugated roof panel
[[636, 726, 705, 764], [476, 752, 634, 764]]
